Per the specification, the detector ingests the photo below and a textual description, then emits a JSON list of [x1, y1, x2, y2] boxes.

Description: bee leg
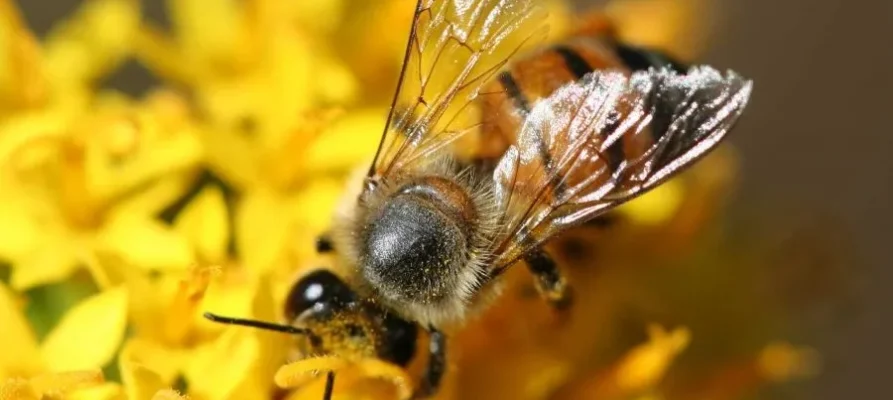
[[416, 328, 447, 398], [524, 248, 572, 310], [322, 371, 335, 400], [315, 233, 334, 254]]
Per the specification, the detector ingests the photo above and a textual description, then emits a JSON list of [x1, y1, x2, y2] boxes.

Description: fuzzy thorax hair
[[332, 157, 499, 327]]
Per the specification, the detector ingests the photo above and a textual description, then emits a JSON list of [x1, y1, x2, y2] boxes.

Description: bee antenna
[[323, 371, 335, 400], [203, 312, 310, 335]]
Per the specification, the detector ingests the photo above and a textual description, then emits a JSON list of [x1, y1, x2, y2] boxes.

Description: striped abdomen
[[475, 36, 688, 161]]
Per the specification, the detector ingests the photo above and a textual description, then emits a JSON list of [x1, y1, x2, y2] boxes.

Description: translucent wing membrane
[[368, 0, 546, 180], [491, 66, 753, 269]]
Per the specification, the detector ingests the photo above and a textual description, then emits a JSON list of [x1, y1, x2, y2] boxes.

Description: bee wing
[[490, 66, 753, 269], [367, 0, 546, 182]]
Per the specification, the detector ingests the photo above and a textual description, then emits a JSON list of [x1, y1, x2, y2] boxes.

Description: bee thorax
[[361, 195, 469, 302], [358, 177, 481, 320]]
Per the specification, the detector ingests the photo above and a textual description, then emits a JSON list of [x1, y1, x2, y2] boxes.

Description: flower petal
[[43, 0, 140, 85], [615, 325, 691, 391], [0, 108, 70, 166], [167, 0, 244, 72], [0, 282, 42, 379], [162, 265, 220, 344], [133, 23, 192, 85], [66, 383, 123, 400], [184, 328, 260, 400], [151, 389, 188, 400], [119, 341, 167, 400], [0, 0, 48, 108], [173, 186, 229, 263], [224, 273, 291, 400], [235, 190, 293, 274], [285, 178, 345, 261], [290, 0, 344, 34], [29, 369, 104, 397], [344, 358, 413, 400], [83, 114, 203, 204], [40, 286, 129, 372], [9, 238, 81, 291], [313, 56, 357, 105], [259, 33, 315, 133], [0, 378, 39, 400], [98, 213, 195, 272], [198, 121, 260, 189], [118, 338, 186, 385], [282, 378, 330, 400], [0, 193, 40, 264], [303, 108, 384, 176], [263, 108, 343, 189], [193, 269, 256, 338], [274, 356, 350, 389], [278, 357, 413, 400], [101, 165, 193, 220]]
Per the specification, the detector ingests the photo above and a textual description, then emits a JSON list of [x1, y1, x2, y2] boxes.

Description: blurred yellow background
[[2, 0, 888, 399]]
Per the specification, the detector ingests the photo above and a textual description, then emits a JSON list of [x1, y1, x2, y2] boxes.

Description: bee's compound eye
[[284, 269, 357, 320]]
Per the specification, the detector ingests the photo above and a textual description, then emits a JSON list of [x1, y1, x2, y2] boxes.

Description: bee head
[[203, 268, 418, 367], [285, 269, 358, 321], [284, 269, 419, 366]]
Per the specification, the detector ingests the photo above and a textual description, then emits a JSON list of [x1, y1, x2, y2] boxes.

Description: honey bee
[[204, 0, 753, 398]]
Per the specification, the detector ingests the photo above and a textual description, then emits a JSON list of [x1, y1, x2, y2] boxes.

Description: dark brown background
[[706, 1, 891, 398], [18, 0, 892, 398]]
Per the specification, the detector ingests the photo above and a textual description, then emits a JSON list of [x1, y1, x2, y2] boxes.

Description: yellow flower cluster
[[0, 0, 825, 399]]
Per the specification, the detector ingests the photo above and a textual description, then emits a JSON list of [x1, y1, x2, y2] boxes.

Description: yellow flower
[[133, 0, 385, 278], [0, 1, 202, 291], [136, 0, 357, 129], [0, 281, 123, 391], [535, 325, 689, 399], [0, 370, 105, 400], [0, 266, 262, 400], [614, 325, 691, 391], [276, 356, 413, 400], [0, 0, 46, 112], [0, 0, 139, 114], [1, 0, 839, 399], [0, 90, 203, 290]]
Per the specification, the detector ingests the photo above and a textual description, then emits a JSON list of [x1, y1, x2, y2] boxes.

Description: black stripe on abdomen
[[552, 45, 593, 79], [498, 70, 531, 114], [614, 43, 688, 73], [496, 70, 565, 196]]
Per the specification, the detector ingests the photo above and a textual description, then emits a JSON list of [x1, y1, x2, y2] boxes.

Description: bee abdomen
[[552, 45, 594, 79], [497, 71, 531, 114], [476, 38, 690, 163], [612, 42, 688, 73], [497, 40, 619, 111], [477, 39, 621, 160]]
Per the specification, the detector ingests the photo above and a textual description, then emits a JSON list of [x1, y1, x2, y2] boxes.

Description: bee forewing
[[368, 0, 548, 181], [490, 66, 753, 269]]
